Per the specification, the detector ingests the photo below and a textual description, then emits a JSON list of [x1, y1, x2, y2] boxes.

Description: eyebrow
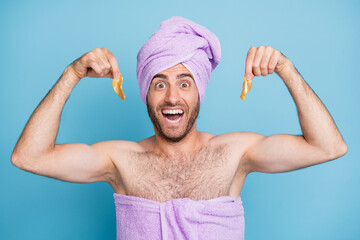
[[152, 73, 194, 81]]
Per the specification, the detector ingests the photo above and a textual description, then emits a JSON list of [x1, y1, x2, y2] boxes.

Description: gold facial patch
[[112, 74, 125, 100], [240, 76, 252, 100]]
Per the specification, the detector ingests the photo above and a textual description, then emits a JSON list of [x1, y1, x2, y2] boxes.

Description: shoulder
[[91, 140, 144, 164], [91, 140, 142, 152], [207, 132, 266, 170], [208, 131, 264, 147]]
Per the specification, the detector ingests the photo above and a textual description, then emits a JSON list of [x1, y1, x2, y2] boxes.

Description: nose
[[164, 84, 181, 104]]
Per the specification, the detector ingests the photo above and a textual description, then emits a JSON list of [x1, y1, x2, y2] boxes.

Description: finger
[[252, 46, 265, 77], [245, 46, 256, 79], [260, 46, 273, 76], [103, 69, 115, 78], [88, 48, 110, 77], [96, 48, 112, 76], [84, 50, 108, 77], [87, 59, 105, 77], [102, 48, 120, 79], [268, 50, 280, 74]]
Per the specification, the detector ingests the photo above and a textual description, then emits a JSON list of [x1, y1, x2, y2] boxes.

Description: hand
[[67, 48, 120, 81], [244, 46, 291, 80]]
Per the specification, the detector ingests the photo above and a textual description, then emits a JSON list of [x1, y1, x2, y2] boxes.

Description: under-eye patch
[[112, 74, 126, 100], [240, 76, 252, 100]]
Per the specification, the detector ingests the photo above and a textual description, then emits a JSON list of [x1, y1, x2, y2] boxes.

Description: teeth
[[162, 109, 184, 115], [166, 115, 183, 123]]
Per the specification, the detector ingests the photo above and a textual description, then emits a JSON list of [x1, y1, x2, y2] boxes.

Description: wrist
[[54, 66, 82, 92], [64, 65, 82, 83], [276, 59, 295, 79]]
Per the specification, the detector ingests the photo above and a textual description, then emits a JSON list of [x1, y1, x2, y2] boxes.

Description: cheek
[[147, 90, 161, 105], [189, 88, 199, 103], [183, 92, 199, 109]]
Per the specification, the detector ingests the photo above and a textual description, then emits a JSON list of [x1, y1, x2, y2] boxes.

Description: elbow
[[11, 145, 23, 168], [328, 142, 348, 160], [338, 142, 348, 157], [11, 153, 21, 168], [11, 151, 28, 169], [11, 150, 49, 172]]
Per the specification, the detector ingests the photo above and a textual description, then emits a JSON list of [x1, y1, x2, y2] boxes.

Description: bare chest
[[120, 144, 239, 202]]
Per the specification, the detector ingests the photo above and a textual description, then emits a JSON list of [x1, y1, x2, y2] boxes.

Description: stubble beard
[[146, 97, 200, 143]]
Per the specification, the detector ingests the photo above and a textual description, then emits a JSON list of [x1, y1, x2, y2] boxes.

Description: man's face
[[146, 63, 200, 143]]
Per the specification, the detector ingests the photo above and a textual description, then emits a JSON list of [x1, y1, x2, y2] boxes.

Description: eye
[[180, 82, 190, 88], [155, 82, 166, 89]]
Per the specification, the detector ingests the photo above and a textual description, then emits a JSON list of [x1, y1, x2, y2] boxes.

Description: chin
[[160, 130, 188, 143]]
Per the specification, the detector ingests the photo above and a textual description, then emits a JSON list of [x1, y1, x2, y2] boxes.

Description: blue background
[[1, 0, 359, 239]]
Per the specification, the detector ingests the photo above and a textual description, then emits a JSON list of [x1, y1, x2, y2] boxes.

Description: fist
[[245, 46, 290, 80], [68, 48, 120, 80]]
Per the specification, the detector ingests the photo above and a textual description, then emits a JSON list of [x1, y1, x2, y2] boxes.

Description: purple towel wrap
[[136, 16, 221, 105], [113, 193, 245, 240]]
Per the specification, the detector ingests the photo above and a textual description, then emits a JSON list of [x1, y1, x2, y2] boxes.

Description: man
[[11, 16, 347, 240]]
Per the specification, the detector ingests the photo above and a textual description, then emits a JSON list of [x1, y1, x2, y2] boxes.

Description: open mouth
[[161, 108, 184, 124]]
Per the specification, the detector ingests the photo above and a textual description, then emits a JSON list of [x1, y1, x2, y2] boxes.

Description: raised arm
[[240, 46, 347, 173], [11, 48, 121, 183]]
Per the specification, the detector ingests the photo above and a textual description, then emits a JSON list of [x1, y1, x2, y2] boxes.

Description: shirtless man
[[11, 17, 347, 239]]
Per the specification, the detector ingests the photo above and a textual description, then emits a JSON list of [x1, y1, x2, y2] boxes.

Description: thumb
[[244, 72, 254, 80], [245, 57, 255, 80]]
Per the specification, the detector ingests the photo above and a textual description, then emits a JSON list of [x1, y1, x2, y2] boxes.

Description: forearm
[[12, 66, 81, 163], [277, 61, 347, 156]]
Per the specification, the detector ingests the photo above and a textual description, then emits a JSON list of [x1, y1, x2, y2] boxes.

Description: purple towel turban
[[136, 16, 221, 105]]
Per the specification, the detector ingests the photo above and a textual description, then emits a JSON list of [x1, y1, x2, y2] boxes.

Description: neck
[[151, 123, 203, 157]]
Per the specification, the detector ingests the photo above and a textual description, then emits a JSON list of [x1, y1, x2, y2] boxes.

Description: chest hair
[[123, 144, 236, 202]]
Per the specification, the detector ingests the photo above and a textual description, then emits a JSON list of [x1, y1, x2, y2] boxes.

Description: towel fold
[[113, 193, 244, 240], [136, 16, 221, 105]]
